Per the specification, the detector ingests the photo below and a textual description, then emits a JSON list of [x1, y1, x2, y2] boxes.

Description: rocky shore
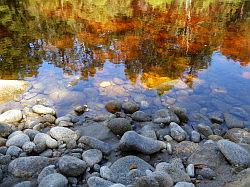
[[0, 99, 249, 187]]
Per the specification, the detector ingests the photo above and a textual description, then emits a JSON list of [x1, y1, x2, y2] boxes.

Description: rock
[[0, 122, 13, 137], [82, 149, 102, 167], [34, 133, 58, 149], [87, 176, 114, 187], [191, 131, 200, 143], [105, 101, 122, 113], [55, 116, 71, 125], [218, 140, 250, 167], [143, 170, 174, 187], [107, 118, 132, 136], [174, 182, 195, 187], [58, 155, 87, 176], [120, 131, 166, 154], [0, 154, 11, 165], [173, 141, 199, 158], [122, 101, 140, 114], [0, 137, 6, 146], [37, 165, 57, 183], [226, 168, 250, 187], [40, 114, 56, 124], [8, 156, 55, 178], [224, 128, 250, 144], [134, 175, 159, 187], [140, 125, 157, 140], [6, 146, 22, 157], [196, 167, 216, 180], [50, 127, 78, 143], [0, 110, 23, 123], [23, 129, 39, 141], [187, 143, 227, 169], [6, 133, 30, 148], [78, 136, 112, 154], [132, 111, 150, 122], [156, 158, 190, 183], [100, 166, 112, 180], [100, 81, 113, 88], [208, 135, 223, 141], [209, 113, 224, 124], [186, 164, 194, 177], [32, 105, 56, 115], [224, 113, 245, 129], [39, 173, 68, 187], [109, 156, 154, 185], [171, 106, 188, 123], [40, 149, 53, 157], [153, 109, 180, 124], [13, 181, 32, 187], [74, 105, 87, 114], [170, 122, 187, 142], [196, 124, 213, 137]]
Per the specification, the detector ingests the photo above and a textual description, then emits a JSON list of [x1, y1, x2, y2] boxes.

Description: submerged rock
[[224, 113, 245, 129], [0, 122, 13, 137], [153, 109, 180, 124], [107, 118, 132, 136], [131, 111, 150, 122], [170, 122, 187, 142], [105, 101, 122, 114], [120, 131, 166, 154], [224, 128, 250, 144], [196, 124, 213, 137], [122, 101, 140, 114], [0, 110, 23, 123]]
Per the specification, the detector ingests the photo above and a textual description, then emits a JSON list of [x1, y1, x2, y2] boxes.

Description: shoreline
[[0, 99, 249, 187]]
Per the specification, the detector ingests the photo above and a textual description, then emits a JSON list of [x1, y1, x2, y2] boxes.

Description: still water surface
[[0, 0, 250, 124]]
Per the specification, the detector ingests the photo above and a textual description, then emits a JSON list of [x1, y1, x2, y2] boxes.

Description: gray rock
[[82, 149, 102, 167], [0, 155, 11, 165], [8, 156, 55, 178], [196, 167, 216, 180], [87, 176, 114, 187], [58, 155, 87, 176], [107, 118, 132, 136], [50, 127, 78, 143], [224, 113, 245, 129], [6, 146, 22, 157], [34, 133, 58, 149], [134, 175, 159, 187], [32, 105, 56, 115], [39, 173, 68, 187], [23, 129, 39, 141], [0, 122, 13, 137], [55, 116, 71, 125], [191, 131, 200, 143], [153, 109, 180, 124], [196, 124, 213, 137], [174, 182, 195, 187], [132, 111, 150, 122], [0, 109, 23, 123], [143, 170, 174, 187], [171, 106, 188, 123], [78, 136, 112, 154], [120, 131, 166, 154], [22, 142, 35, 153], [6, 133, 30, 148], [40, 149, 53, 157], [218, 140, 250, 167], [140, 125, 157, 140], [37, 165, 57, 183], [105, 100, 122, 114], [186, 164, 194, 177], [170, 122, 187, 142], [109, 156, 154, 185], [110, 184, 126, 187], [14, 181, 32, 187], [100, 166, 112, 180], [224, 128, 250, 144], [122, 101, 140, 114], [40, 114, 56, 124], [156, 158, 190, 183]]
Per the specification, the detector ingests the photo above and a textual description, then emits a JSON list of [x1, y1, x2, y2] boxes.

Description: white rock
[[50, 127, 78, 143], [32, 105, 56, 115], [0, 110, 23, 123], [186, 164, 194, 177]]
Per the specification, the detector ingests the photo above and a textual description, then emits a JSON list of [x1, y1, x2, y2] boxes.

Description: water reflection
[[0, 0, 250, 118]]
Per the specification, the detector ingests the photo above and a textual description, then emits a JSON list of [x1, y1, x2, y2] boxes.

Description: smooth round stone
[[22, 142, 35, 153], [105, 101, 122, 114], [122, 101, 140, 114], [0, 110, 23, 123], [82, 149, 103, 167], [6, 133, 30, 148], [186, 164, 194, 177], [87, 176, 114, 187], [191, 131, 200, 143], [37, 165, 57, 183], [131, 111, 150, 122], [0, 122, 13, 137], [50, 127, 78, 143], [107, 118, 132, 136], [39, 173, 68, 187], [100, 166, 112, 180], [196, 124, 213, 137], [170, 122, 187, 142], [6, 146, 22, 157], [32, 105, 56, 115]]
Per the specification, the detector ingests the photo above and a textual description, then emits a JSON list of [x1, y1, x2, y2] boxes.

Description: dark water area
[[0, 0, 250, 125]]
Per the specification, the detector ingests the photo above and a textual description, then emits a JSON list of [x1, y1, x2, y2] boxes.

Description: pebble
[[170, 122, 187, 142], [37, 165, 57, 183], [191, 131, 200, 143], [6, 146, 22, 157], [50, 127, 78, 143], [196, 124, 213, 137], [32, 105, 56, 115], [0, 109, 23, 123], [174, 182, 195, 187], [107, 118, 132, 136], [82, 149, 102, 167], [196, 167, 216, 180], [14, 181, 32, 187], [39, 173, 68, 187], [105, 100, 122, 113], [131, 111, 150, 122], [153, 109, 180, 124], [186, 164, 195, 177], [6, 133, 30, 148], [87, 176, 114, 187], [224, 113, 245, 129], [122, 101, 140, 114]]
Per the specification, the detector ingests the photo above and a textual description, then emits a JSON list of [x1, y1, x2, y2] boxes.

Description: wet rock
[[208, 113, 223, 124], [58, 155, 87, 176], [32, 105, 56, 115], [196, 167, 216, 180], [0, 122, 13, 137], [34, 133, 58, 149], [6, 133, 30, 148], [6, 146, 22, 157], [122, 101, 140, 114], [109, 156, 154, 185], [82, 149, 102, 167], [170, 122, 187, 142], [218, 140, 250, 167], [87, 176, 114, 187], [171, 106, 188, 123], [224, 128, 250, 144], [196, 124, 213, 137], [37, 165, 57, 183], [156, 158, 191, 183], [78, 136, 112, 154], [174, 182, 194, 187], [39, 173, 68, 187], [187, 143, 226, 169], [132, 111, 150, 122], [50, 127, 78, 143], [191, 131, 200, 143], [0, 109, 23, 123], [14, 181, 32, 187], [153, 109, 180, 124], [8, 156, 55, 178], [224, 113, 245, 129], [120, 131, 166, 154], [105, 101, 122, 114], [74, 105, 88, 114], [107, 118, 132, 136]]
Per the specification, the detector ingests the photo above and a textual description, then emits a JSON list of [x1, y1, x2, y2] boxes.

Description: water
[[0, 0, 250, 124]]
